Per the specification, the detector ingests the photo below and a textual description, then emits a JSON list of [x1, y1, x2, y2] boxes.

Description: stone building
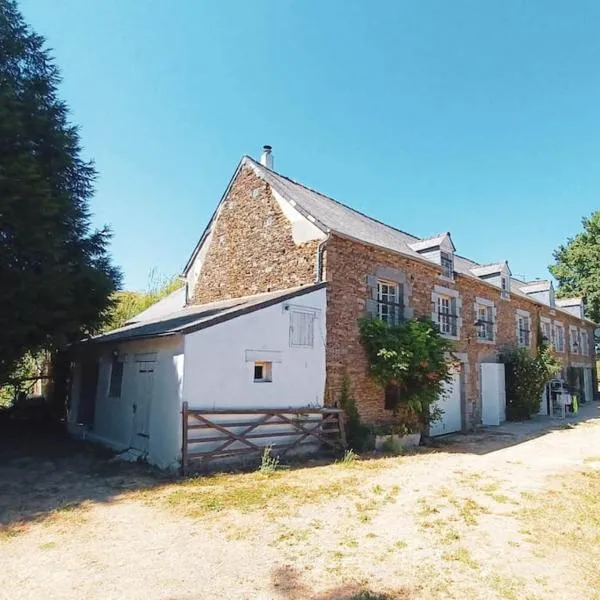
[[181, 145, 597, 432]]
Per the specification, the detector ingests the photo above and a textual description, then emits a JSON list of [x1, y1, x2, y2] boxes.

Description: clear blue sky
[[20, 0, 600, 291]]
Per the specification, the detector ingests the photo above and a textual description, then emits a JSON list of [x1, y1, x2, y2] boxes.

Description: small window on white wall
[[108, 356, 124, 398], [254, 361, 272, 382], [290, 310, 315, 348]]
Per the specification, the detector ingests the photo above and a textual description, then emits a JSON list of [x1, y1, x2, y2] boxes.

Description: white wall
[[69, 336, 184, 470], [182, 287, 326, 410]]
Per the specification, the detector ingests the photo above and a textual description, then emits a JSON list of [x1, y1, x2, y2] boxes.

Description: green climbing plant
[[359, 317, 455, 433]]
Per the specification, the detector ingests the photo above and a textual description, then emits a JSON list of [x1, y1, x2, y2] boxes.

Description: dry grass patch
[[519, 468, 600, 594], [441, 546, 479, 570], [135, 461, 386, 520]]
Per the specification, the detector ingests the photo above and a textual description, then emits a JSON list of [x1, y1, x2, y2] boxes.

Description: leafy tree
[[0, 0, 121, 384], [102, 272, 183, 332], [549, 210, 600, 322]]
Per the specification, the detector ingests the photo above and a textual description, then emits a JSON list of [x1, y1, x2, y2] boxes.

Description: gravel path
[[1, 404, 599, 600]]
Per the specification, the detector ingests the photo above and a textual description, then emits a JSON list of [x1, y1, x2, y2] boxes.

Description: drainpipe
[[315, 233, 331, 283]]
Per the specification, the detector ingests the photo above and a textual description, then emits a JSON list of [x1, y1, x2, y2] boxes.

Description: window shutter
[[290, 311, 315, 347], [486, 306, 493, 339], [365, 275, 378, 318], [366, 275, 378, 299], [451, 297, 458, 336]]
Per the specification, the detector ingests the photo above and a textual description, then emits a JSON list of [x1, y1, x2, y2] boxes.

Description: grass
[[441, 546, 479, 570], [519, 468, 600, 593], [142, 467, 363, 519], [450, 497, 487, 525]]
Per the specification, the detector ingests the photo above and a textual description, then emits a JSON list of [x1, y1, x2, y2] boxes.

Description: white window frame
[[554, 321, 565, 353], [580, 329, 589, 356], [569, 325, 580, 354], [376, 280, 404, 325], [500, 276, 510, 300], [516, 309, 531, 347], [253, 361, 272, 383], [431, 285, 461, 340], [440, 251, 454, 280], [474, 297, 495, 343], [540, 317, 552, 348]]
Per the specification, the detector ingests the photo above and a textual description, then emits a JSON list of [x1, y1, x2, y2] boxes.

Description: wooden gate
[[181, 403, 346, 475]]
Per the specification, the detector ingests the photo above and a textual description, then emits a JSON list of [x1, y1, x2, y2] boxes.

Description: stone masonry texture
[[323, 234, 596, 426], [191, 165, 319, 304], [190, 175, 596, 427]]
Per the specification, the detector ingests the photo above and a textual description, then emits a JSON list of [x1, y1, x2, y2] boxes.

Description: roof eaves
[[179, 282, 327, 336]]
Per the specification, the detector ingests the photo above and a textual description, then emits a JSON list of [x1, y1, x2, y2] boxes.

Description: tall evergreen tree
[[549, 210, 600, 323], [0, 0, 121, 384]]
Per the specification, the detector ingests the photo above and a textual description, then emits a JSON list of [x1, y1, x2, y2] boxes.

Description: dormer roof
[[408, 232, 456, 253], [469, 262, 511, 278]]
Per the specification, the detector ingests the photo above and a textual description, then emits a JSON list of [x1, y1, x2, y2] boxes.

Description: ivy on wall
[[358, 317, 455, 433]]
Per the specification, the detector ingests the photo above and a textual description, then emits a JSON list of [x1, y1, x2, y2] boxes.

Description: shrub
[[359, 317, 455, 433], [501, 343, 560, 420], [258, 445, 279, 474]]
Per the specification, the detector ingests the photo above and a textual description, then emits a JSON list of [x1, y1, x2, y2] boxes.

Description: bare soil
[[1, 406, 600, 600]]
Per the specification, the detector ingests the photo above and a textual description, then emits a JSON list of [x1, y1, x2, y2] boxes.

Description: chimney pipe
[[259, 145, 273, 169]]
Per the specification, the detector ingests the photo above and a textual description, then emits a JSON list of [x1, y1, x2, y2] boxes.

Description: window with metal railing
[[376, 280, 404, 325], [517, 316, 531, 346], [476, 305, 494, 341], [437, 295, 458, 336]]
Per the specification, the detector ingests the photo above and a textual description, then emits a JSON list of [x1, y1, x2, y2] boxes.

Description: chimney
[[259, 145, 273, 169]]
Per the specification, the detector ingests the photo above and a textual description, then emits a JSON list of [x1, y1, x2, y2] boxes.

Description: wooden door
[[131, 360, 155, 451]]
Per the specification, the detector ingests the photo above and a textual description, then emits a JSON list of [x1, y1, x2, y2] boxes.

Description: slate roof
[[85, 283, 325, 345], [408, 233, 453, 253], [519, 280, 552, 294], [182, 155, 594, 323], [127, 286, 186, 324], [556, 297, 582, 307], [469, 263, 509, 278]]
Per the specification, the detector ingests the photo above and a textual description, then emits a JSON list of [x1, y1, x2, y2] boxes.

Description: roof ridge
[[245, 155, 421, 242]]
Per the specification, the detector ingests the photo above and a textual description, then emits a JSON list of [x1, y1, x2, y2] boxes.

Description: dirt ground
[[1, 405, 600, 600]]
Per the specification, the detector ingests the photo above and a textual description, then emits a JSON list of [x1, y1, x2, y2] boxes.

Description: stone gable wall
[[191, 165, 320, 304]]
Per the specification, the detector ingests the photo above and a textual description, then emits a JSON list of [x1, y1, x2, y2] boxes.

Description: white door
[[131, 360, 155, 452], [430, 372, 462, 436], [538, 384, 549, 416], [481, 363, 507, 425], [584, 368, 594, 403]]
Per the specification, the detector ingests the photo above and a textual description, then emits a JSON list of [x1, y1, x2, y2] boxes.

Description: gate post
[[181, 401, 189, 476]]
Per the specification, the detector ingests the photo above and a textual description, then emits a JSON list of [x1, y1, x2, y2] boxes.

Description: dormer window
[[501, 276, 510, 299], [440, 251, 454, 280]]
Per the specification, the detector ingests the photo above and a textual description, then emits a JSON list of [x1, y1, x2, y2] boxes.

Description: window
[[517, 315, 530, 346], [555, 324, 565, 352], [253, 361, 272, 382], [384, 383, 400, 410], [501, 276, 510, 299], [476, 304, 494, 341], [580, 330, 589, 356], [570, 326, 580, 354], [108, 356, 124, 398], [376, 280, 404, 325], [440, 251, 454, 279], [290, 310, 315, 348], [438, 295, 458, 336], [541, 320, 552, 346]]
